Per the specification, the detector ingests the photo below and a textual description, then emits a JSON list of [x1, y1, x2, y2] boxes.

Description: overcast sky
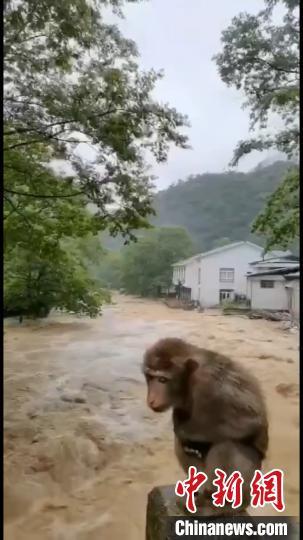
[[113, 0, 283, 189]]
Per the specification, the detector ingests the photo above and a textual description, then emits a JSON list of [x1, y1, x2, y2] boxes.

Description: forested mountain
[[102, 161, 295, 252], [152, 161, 294, 251]]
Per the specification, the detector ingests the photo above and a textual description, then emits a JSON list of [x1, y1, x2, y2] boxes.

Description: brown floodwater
[[4, 295, 299, 539]]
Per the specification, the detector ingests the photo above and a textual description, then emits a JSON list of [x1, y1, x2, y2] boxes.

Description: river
[[4, 295, 299, 539]]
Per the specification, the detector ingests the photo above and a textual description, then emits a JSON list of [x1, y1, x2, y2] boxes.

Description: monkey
[[143, 337, 268, 517]]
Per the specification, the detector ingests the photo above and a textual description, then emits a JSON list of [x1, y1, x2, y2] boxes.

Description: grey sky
[[114, 0, 282, 189]]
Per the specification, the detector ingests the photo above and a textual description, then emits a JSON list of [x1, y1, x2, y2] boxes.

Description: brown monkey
[[143, 337, 268, 516]]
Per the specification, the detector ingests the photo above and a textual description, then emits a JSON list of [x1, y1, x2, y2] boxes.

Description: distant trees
[[215, 0, 299, 250], [153, 161, 292, 251], [212, 237, 232, 249], [96, 251, 123, 290], [99, 227, 193, 297]]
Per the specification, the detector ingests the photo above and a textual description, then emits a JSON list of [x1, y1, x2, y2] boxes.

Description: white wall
[[184, 258, 200, 301], [292, 284, 300, 321], [199, 244, 263, 307], [172, 258, 200, 301], [285, 279, 300, 321], [248, 276, 288, 311]]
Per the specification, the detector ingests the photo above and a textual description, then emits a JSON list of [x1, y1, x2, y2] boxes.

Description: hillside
[[102, 161, 294, 251], [152, 161, 293, 251]]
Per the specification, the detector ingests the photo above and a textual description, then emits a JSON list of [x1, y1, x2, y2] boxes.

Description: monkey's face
[[144, 370, 173, 413], [143, 338, 199, 413]]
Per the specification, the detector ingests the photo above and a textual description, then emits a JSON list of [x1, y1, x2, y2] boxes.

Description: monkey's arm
[[187, 399, 267, 455], [222, 413, 265, 438]]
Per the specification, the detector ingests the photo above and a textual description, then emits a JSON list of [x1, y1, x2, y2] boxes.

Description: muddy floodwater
[[4, 295, 299, 539]]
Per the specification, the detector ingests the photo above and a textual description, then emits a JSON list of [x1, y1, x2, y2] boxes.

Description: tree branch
[[4, 139, 47, 150], [251, 55, 299, 75], [4, 188, 83, 198], [4, 195, 32, 226]]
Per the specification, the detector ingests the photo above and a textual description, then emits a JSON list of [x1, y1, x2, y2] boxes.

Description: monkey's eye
[[158, 376, 169, 384]]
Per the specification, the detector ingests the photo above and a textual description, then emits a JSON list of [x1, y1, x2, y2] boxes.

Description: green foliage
[[214, 0, 299, 165], [4, 0, 189, 241], [63, 234, 108, 284], [4, 142, 99, 248], [214, 0, 299, 251], [4, 0, 189, 317], [252, 167, 299, 250], [153, 161, 292, 251], [118, 227, 193, 297], [212, 237, 232, 249], [4, 142, 110, 318], [96, 251, 123, 289], [4, 244, 110, 319]]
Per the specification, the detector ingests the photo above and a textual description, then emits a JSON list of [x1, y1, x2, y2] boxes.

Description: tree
[[212, 237, 232, 249], [63, 234, 108, 284], [214, 0, 299, 250], [252, 168, 299, 250], [4, 142, 99, 248], [4, 142, 109, 318], [4, 0, 190, 317], [4, 0, 189, 241], [96, 250, 123, 289], [120, 227, 193, 297], [4, 244, 110, 319]]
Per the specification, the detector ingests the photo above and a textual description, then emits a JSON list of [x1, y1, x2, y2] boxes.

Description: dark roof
[[247, 266, 300, 278], [275, 254, 299, 261], [284, 271, 300, 280], [250, 254, 299, 265]]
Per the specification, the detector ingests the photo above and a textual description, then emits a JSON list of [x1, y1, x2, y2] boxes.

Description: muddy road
[[4, 295, 299, 539]]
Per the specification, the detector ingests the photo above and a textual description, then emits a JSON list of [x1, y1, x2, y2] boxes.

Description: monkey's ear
[[185, 358, 199, 374]]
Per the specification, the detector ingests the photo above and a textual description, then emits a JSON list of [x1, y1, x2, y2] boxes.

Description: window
[[198, 268, 201, 284], [219, 268, 235, 283], [260, 280, 274, 288], [175, 266, 185, 283]]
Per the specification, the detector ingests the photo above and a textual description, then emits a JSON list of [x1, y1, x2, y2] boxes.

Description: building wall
[[184, 258, 200, 301], [199, 244, 263, 307], [285, 279, 300, 321], [172, 258, 200, 301], [292, 283, 300, 321], [248, 276, 288, 311]]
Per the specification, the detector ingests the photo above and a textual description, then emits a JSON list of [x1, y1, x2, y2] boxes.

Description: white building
[[172, 241, 266, 307], [247, 265, 300, 317]]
